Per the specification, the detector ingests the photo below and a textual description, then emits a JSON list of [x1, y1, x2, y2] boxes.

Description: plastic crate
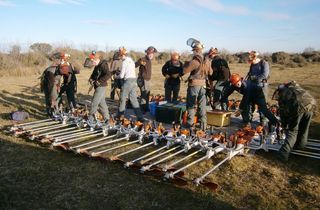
[[207, 111, 232, 127], [155, 103, 186, 124]]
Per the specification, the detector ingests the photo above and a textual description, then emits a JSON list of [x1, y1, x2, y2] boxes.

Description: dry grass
[[0, 63, 319, 209]]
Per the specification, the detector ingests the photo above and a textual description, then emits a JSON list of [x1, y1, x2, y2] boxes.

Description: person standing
[[118, 47, 144, 122], [56, 53, 79, 111], [136, 46, 157, 112], [87, 53, 112, 124], [183, 39, 212, 130], [41, 52, 61, 117], [161, 52, 183, 103], [273, 81, 317, 162], [110, 51, 123, 100], [207, 47, 231, 110], [246, 50, 270, 124], [246, 51, 269, 99]]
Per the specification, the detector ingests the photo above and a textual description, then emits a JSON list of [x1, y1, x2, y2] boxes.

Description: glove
[[234, 109, 242, 117], [140, 60, 147, 66], [172, 73, 179, 79], [250, 75, 257, 82], [165, 74, 170, 79], [94, 81, 101, 87]]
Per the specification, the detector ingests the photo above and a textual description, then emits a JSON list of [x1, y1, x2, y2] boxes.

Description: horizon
[[0, 0, 319, 53]]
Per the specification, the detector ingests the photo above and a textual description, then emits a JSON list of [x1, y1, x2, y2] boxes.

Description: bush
[[292, 54, 307, 65], [157, 52, 171, 64], [30, 43, 53, 55], [236, 52, 249, 63], [271, 51, 290, 64]]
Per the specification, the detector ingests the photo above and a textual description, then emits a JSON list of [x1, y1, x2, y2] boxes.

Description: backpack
[[189, 55, 212, 80], [200, 55, 213, 77], [280, 81, 317, 114], [10, 111, 29, 122]]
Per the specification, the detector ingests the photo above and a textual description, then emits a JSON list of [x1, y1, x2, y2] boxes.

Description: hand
[[234, 109, 242, 117], [172, 73, 179, 79], [94, 81, 101, 87], [250, 75, 257, 81], [165, 74, 170, 79], [89, 79, 94, 86], [140, 60, 146, 66]]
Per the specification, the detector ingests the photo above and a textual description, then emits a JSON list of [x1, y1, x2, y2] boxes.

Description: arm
[[183, 59, 200, 74], [119, 60, 126, 79], [135, 58, 142, 68], [47, 71, 55, 94], [161, 61, 169, 77], [221, 83, 235, 101], [179, 61, 184, 76]]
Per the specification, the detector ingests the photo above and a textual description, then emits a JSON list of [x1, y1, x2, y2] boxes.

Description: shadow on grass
[[0, 138, 234, 209]]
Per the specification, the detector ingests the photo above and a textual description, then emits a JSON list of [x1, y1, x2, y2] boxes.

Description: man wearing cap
[[136, 46, 157, 112], [118, 47, 144, 121], [41, 52, 61, 116], [162, 52, 183, 103], [56, 53, 79, 111], [207, 47, 231, 110], [110, 51, 123, 100], [222, 73, 279, 127], [183, 39, 212, 130], [87, 53, 112, 125]]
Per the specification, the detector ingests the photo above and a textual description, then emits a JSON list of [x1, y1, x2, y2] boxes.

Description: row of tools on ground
[[8, 107, 320, 191]]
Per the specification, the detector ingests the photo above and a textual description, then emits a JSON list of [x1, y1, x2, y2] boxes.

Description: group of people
[[41, 39, 317, 162]]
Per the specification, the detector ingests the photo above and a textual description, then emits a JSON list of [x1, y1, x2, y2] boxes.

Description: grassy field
[[0, 63, 319, 209]]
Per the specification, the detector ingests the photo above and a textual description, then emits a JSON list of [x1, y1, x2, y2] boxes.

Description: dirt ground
[[0, 63, 319, 209]]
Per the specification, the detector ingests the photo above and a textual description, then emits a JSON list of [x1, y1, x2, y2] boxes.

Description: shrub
[[271, 51, 290, 64], [30, 43, 53, 55]]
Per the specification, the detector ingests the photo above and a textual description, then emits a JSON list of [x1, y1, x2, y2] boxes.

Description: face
[[248, 53, 256, 63], [193, 49, 202, 55], [234, 80, 242, 88], [92, 58, 100, 66], [147, 53, 154, 60]]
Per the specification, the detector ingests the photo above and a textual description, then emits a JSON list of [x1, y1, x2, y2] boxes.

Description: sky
[[0, 0, 319, 53]]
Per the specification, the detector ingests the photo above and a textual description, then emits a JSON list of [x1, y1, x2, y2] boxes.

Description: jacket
[[90, 60, 111, 88], [209, 55, 230, 81], [183, 54, 212, 86], [162, 60, 183, 86], [136, 56, 152, 81]]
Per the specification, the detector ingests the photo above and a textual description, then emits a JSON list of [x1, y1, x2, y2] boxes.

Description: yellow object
[[207, 111, 232, 127]]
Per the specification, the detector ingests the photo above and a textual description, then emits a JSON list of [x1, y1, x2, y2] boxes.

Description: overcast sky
[[0, 0, 319, 53]]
